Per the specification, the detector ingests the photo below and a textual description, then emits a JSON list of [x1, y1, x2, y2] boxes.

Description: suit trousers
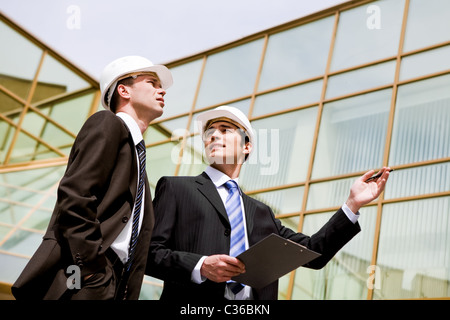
[[60, 248, 130, 300]]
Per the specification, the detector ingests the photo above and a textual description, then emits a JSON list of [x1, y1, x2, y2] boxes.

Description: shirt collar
[[205, 166, 240, 191], [116, 112, 144, 146]]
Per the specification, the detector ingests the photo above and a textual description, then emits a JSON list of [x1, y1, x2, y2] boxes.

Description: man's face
[[203, 120, 250, 165], [127, 73, 166, 118]]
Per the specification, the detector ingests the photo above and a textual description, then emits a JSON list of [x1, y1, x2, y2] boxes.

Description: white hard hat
[[99, 55, 173, 109], [196, 105, 255, 156]]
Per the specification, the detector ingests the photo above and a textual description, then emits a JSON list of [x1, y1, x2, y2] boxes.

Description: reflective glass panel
[[249, 187, 304, 215], [331, 0, 404, 71], [43, 91, 95, 135], [0, 229, 42, 256], [384, 163, 450, 200], [277, 215, 300, 300], [403, 0, 450, 52], [375, 197, 450, 299], [389, 74, 450, 166], [0, 20, 43, 100], [326, 60, 396, 99], [252, 80, 322, 117], [162, 59, 203, 119], [195, 39, 264, 109], [0, 89, 25, 115], [292, 207, 377, 299], [33, 53, 89, 103], [240, 107, 318, 191], [147, 142, 179, 188], [312, 89, 391, 179], [177, 135, 207, 177], [140, 276, 163, 300], [259, 16, 334, 91], [307, 177, 355, 211], [0, 253, 29, 284], [0, 202, 29, 226], [147, 116, 190, 146], [145, 125, 172, 144], [20, 209, 53, 231], [399, 45, 450, 81]]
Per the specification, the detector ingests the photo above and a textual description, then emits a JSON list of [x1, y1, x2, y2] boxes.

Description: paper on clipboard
[[231, 233, 321, 289]]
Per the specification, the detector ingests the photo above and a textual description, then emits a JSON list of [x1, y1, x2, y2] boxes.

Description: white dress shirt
[[191, 165, 360, 300], [110, 112, 145, 264]]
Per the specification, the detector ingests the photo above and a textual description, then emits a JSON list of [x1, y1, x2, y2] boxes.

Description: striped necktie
[[126, 139, 146, 271], [224, 180, 245, 294]]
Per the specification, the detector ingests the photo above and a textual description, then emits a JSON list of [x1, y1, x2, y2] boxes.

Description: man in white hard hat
[[12, 56, 172, 300], [147, 105, 391, 300]]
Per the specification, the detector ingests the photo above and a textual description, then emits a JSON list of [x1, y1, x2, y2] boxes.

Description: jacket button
[[224, 229, 231, 236], [122, 216, 129, 223]]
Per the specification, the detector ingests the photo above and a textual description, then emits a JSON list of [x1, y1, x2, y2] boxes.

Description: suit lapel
[[241, 192, 256, 241], [196, 172, 229, 225], [196, 172, 257, 237]]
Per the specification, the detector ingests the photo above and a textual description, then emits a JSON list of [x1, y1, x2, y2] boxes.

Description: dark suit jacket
[[147, 172, 360, 300], [12, 110, 154, 300]]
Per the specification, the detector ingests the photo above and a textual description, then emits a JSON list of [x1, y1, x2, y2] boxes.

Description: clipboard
[[231, 233, 321, 289]]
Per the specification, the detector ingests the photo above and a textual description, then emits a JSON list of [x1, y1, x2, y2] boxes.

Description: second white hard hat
[[196, 105, 255, 153], [99, 55, 173, 109]]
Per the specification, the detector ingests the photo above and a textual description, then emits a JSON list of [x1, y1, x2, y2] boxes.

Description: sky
[[1, 0, 348, 80]]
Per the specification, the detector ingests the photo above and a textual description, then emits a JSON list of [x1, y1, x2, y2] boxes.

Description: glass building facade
[[1, 0, 450, 300]]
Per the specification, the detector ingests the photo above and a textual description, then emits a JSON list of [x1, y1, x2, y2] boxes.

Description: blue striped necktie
[[224, 180, 245, 294], [126, 139, 146, 271]]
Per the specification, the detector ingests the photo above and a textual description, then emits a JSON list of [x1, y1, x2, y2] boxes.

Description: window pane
[[403, 0, 450, 52], [177, 135, 208, 177], [152, 115, 190, 141], [0, 203, 29, 226], [0, 124, 15, 164], [147, 142, 179, 188], [277, 215, 300, 300], [389, 74, 450, 166], [0, 90, 24, 115], [331, 0, 405, 71], [399, 45, 450, 81], [44, 92, 94, 135], [0, 254, 29, 284], [195, 39, 264, 109], [384, 163, 450, 200], [307, 177, 354, 211], [21, 209, 52, 231], [162, 59, 203, 119], [375, 197, 450, 299], [312, 90, 391, 179], [240, 107, 318, 190], [292, 208, 377, 299], [249, 187, 304, 215], [8, 131, 57, 163], [0, 229, 43, 256], [326, 60, 396, 99], [33, 54, 90, 103], [259, 16, 334, 91], [0, 20, 43, 100], [252, 80, 322, 117]]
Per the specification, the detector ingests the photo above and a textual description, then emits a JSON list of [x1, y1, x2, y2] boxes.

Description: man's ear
[[243, 141, 252, 159], [117, 84, 131, 99]]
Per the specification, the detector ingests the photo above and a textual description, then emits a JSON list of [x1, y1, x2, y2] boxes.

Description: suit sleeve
[[56, 111, 128, 277], [146, 177, 203, 282], [272, 207, 361, 270]]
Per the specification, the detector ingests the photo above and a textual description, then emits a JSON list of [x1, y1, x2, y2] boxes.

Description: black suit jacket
[[12, 110, 154, 300], [147, 172, 360, 300]]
